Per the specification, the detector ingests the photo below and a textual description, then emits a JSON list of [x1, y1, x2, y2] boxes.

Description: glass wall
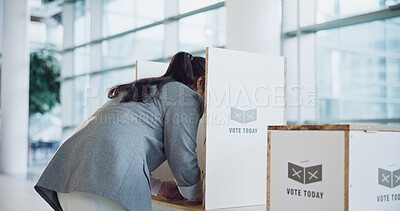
[[102, 67, 135, 102], [179, 0, 224, 14], [29, 22, 47, 43], [317, 17, 400, 120], [283, 0, 400, 124], [62, 0, 227, 130], [102, 0, 165, 37], [74, 75, 90, 125], [102, 25, 165, 69], [74, 0, 90, 45], [316, 0, 400, 23], [179, 7, 226, 52], [74, 46, 90, 75]]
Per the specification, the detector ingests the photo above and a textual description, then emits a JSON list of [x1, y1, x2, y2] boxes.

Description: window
[[29, 22, 47, 43], [316, 0, 400, 23], [63, 0, 227, 130], [74, 75, 90, 125], [282, 0, 400, 124], [47, 25, 63, 46], [74, 0, 90, 45], [74, 46, 90, 75], [136, 0, 165, 26], [179, 7, 226, 52], [317, 17, 400, 120], [179, 0, 223, 14], [102, 25, 165, 69], [102, 0, 135, 36], [102, 67, 135, 103], [102, 0, 164, 37]]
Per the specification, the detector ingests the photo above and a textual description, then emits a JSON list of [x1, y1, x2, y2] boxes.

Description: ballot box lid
[[268, 124, 400, 132]]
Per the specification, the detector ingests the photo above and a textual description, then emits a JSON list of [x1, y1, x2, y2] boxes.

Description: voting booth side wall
[[135, 60, 168, 80], [135, 60, 206, 183], [204, 47, 286, 210], [349, 130, 400, 211]]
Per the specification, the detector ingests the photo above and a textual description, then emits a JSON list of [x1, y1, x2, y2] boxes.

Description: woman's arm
[[151, 176, 184, 200], [150, 176, 163, 196], [163, 92, 204, 201]]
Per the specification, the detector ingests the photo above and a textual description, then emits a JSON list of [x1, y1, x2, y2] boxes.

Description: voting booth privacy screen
[[128, 52, 400, 211], [204, 47, 286, 210], [135, 60, 168, 80], [268, 125, 400, 211], [137, 49, 287, 210]]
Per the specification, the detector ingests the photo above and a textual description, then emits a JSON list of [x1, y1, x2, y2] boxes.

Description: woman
[[35, 52, 205, 211]]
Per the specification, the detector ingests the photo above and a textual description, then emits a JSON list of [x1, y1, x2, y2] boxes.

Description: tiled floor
[[0, 174, 182, 211], [0, 174, 52, 211], [0, 174, 265, 211]]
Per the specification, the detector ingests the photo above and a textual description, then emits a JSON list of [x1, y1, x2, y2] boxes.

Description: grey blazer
[[34, 81, 204, 211]]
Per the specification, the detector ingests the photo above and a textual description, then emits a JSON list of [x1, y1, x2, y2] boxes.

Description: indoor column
[[0, 0, 30, 175]]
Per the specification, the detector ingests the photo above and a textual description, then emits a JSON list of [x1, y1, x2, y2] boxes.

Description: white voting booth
[[137, 48, 286, 210], [204, 47, 286, 209], [135, 60, 168, 80], [268, 125, 400, 211], [135, 60, 206, 182]]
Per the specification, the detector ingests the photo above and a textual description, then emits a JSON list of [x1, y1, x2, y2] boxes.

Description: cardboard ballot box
[[267, 125, 400, 211]]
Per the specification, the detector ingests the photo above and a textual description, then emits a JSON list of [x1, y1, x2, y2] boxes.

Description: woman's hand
[[158, 181, 184, 200]]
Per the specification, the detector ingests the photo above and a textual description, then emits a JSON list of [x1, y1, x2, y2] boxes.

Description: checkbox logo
[[288, 162, 322, 184], [378, 168, 400, 188], [230, 107, 257, 124]]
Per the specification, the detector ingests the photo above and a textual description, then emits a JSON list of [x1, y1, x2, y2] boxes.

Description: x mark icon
[[381, 173, 390, 183], [395, 174, 400, 183], [246, 112, 255, 120], [308, 170, 319, 180], [292, 168, 302, 179], [233, 112, 242, 119]]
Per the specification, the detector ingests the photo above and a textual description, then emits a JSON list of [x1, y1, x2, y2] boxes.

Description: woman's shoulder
[[159, 81, 192, 98], [159, 81, 204, 116], [161, 81, 187, 90], [158, 81, 203, 105]]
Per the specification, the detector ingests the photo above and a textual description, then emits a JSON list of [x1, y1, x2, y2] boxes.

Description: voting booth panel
[[135, 60, 168, 80], [268, 126, 345, 211], [349, 129, 400, 211], [268, 125, 400, 211], [204, 47, 286, 210], [135, 60, 206, 182]]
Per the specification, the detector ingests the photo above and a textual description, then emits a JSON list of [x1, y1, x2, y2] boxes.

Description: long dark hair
[[108, 52, 205, 103]]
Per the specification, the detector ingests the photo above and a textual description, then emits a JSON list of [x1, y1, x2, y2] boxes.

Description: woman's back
[[35, 81, 204, 211]]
